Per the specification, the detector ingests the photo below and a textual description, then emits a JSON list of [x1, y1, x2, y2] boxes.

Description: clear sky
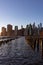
[[0, 0, 43, 32]]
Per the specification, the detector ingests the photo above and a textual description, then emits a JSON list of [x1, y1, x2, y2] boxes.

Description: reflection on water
[[0, 37, 42, 65]]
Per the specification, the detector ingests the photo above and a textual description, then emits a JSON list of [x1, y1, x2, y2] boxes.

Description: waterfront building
[[24, 25, 29, 36], [29, 24, 32, 35], [39, 23, 42, 29], [1, 27, 7, 36], [18, 28, 25, 36], [7, 24, 12, 36], [21, 28, 25, 36], [32, 22, 35, 29], [11, 30, 15, 37], [21, 25, 23, 29], [15, 26, 18, 36], [33, 27, 38, 35], [40, 28, 43, 36]]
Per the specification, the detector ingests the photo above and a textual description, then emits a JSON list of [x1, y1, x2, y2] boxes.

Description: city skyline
[[0, 0, 43, 32], [0, 22, 42, 35], [0, 22, 42, 31]]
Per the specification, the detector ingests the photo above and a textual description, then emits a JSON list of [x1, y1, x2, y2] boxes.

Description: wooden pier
[[0, 36, 15, 46], [25, 35, 43, 59]]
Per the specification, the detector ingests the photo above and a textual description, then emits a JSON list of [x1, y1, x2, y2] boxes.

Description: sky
[[0, 0, 43, 32]]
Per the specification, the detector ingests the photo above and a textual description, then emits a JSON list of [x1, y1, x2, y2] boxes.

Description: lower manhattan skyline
[[0, 0, 43, 64], [0, 0, 43, 32]]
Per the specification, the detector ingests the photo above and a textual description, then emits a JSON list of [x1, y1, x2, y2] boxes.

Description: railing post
[[34, 40, 36, 50], [37, 39, 39, 52], [39, 40, 42, 59], [34, 39, 39, 52], [42, 40, 43, 59]]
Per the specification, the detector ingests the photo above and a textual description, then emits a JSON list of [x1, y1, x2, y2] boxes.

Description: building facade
[[1, 27, 7, 36], [15, 26, 18, 36], [7, 24, 12, 36]]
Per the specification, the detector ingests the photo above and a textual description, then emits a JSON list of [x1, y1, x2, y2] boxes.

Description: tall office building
[[40, 23, 42, 29], [21, 25, 23, 29], [24, 25, 29, 36], [15, 26, 18, 30], [15, 26, 18, 36], [32, 22, 35, 29], [1, 27, 6, 36], [7, 24, 12, 36]]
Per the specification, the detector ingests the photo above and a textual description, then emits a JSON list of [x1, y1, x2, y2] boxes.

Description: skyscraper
[[7, 24, 12, 36], [1, 27, 6, 36], [15, 26, 18, 36]]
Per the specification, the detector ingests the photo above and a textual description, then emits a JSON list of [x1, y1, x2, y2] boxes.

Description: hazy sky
[[0, 0, 43, 31]]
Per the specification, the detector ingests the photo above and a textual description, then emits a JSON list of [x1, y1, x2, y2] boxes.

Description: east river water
[[0, 37, 42, 65]]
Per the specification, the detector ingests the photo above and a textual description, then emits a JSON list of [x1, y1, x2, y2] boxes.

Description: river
[[0, 37, 42, 65]]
